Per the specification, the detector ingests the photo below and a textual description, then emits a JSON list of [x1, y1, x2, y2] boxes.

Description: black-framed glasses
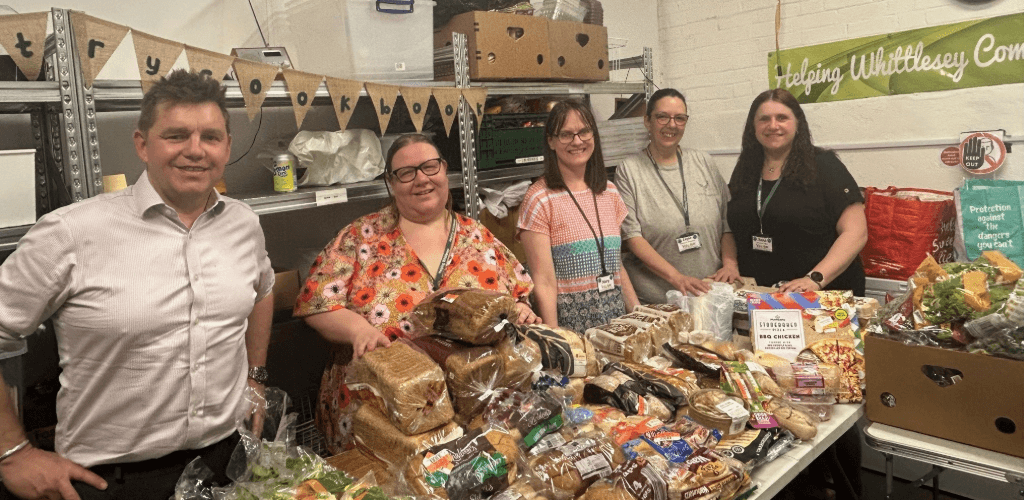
[[653, 113, 689, 126], [389, 158, 446, 183], [554, 128, 594, 144]]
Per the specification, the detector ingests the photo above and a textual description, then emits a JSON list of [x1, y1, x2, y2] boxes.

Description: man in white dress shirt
[[0, 69, 274, 500]]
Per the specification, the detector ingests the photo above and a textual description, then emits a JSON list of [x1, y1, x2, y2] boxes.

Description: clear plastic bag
[[688, 282, 735, 342], [525, 432, 627, 499], [412, 288, 518, 345], [288, 129, 385, 186], [403, 426, 521, 499]]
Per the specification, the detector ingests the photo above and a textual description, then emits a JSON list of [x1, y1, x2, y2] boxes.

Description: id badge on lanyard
[[752, 234, 773, 253], [597, 274, 615, 293], [755, 178, 781, 254], [677, 232, 702, 253]]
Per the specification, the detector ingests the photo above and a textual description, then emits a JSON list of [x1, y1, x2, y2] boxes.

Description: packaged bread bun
[[347, 341, 454, 435], [526, 433, 627, 498], [497, 334, 543, 391], [404, 426, 520, 499], [519, 324, 599, 378], [581, 457, 667, 500], [665, 448, 749, 500], [633, 304, 693, 335], [414, 336, 506, 425], [482, 390, 566, 449], [583, 371, 673, 421], [585, 323, 652, 364], [764, 397, 819, 441], [493, 477, 552, 500], [352, 404, 464, 466], [413, 288, 518, 345]]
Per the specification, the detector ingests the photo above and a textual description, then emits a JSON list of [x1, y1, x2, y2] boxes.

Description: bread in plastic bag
[[413, 336, 506, 425], [763, 396, 819, 441], [519, 324, 599, 378], [534, 373, 586, 406], [585, 323, 652, 364], [633, 304, 693, 337], [346, 340, 455, 435], [526, 432, 627, 498], [583, 371, 673, 421], [353, 403, 464, 467], [664, 447, 749, 500], [581, 457, 667, 500], [404, 426, 521, 499], [497, 333, 543, 391], [482, 390, 566, 449], [413, 288, 518, 345], [288, 129, 385, 186]]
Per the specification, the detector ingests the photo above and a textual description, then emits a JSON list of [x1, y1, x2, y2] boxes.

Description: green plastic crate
[[477, 113, 548, 170]]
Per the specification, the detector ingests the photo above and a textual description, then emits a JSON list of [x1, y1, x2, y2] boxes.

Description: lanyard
[[565, 190, 609, 276], [756, 177, 782, 234], [423, 211, 459, 290], [645, 147, 690, 226]]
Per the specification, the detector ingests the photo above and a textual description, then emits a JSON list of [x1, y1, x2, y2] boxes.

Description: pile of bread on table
[[332, 286, 866, 500]]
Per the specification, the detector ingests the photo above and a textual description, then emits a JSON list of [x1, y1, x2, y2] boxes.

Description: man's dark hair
[[137, 69, 230, 134]]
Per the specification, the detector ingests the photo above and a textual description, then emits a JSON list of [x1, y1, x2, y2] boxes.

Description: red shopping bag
[[860, 187, 956, 280]]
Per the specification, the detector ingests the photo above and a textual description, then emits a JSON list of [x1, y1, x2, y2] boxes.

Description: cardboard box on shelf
[[865, 334, 1024, 458], [272, 268, 300, 312], [434, 11, 551, 81], [547, 19, 609, 81]]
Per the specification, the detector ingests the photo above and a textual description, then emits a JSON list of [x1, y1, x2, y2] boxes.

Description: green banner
[[768, 12, 1024, 103]]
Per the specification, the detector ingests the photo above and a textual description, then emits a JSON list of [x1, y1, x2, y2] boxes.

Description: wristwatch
[[248, 365, 269, 385], [806, 271, 824, 289]]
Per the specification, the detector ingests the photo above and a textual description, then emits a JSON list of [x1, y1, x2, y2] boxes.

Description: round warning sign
[[959, 132, 1006, 175], [940, 147, 961, 167]]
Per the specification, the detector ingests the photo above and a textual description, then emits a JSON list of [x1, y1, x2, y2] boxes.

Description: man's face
[[134, 102, 231, 208]]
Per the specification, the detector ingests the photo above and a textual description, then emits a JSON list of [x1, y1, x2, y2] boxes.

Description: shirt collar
[[133, 170, 225, 218]]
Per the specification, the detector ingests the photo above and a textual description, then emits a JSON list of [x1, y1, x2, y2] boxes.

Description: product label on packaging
[[618, 457, 668, 500], [750, 309, 805, 361], [715, 399, 749, 436], [574, 453, 612, 480]]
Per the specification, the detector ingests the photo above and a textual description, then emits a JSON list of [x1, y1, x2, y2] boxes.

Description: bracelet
[[0, 440, 29, 463]]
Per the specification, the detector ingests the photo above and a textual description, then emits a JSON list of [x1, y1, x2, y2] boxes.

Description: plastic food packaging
[[352, 402, 464, 467], [497, 334, 544, 391], [581, 457, 667, 500], [713, 428, 783, 466], [585, 323, 652, 364], [346, 341, 455, 435], [685, 389, 749, 437], [718, 362, 779, 430], [661, 344, 722, 378], [633, 303, 693, 336], [607, 363, 697, 413], [413, 336, 506, 425], [583, 371, 672, 421], [783, 392, 836, 421], [482, 390, 566, 449], [526, 432, 628, 498], [688, 282, 736, 342], [763, 397, 819, 441], [664, 447, 750, 500], [534, 373, 587, 405], [404, 426, 521, 499], [413, 288, 518, 345], [288, 129, 384, 186], [519, 324, 599, 378], [771, 362, 841, 396]]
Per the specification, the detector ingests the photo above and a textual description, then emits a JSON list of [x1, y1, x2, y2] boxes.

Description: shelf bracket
[[452, 32, 479, 219]]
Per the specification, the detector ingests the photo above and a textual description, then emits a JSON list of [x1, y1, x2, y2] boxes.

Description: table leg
[[884, 453, 894, 500], [933, 472, 939, 500]]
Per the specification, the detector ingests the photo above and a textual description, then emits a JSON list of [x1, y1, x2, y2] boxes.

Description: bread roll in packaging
[[633, 304, 693, 335], [585, 323, 652, 364], [665, 448, 749, 500], [482, 390, 566, 449], [404, 426, 520, 499], [346, 341, 455, 435], [526, 432, 627, 499], [413, 288, 518, 345], [581, 457, 667, 500], [352, 404, 464, 466], [583, 371, 673, 421], [413, 336, 506, 426], [519, 325, 600, 378], [497, 334, 543, 391]]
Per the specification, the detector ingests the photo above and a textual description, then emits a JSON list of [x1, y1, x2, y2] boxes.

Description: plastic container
[[784, 393, 836, 421], [268, 0, 435, 81], [477, 113, 547, 170], [535, 0, 587, 22], [772, 362, 841, 396], [687, 388, 749, 437]]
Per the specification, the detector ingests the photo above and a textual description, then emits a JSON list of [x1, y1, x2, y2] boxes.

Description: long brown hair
[[730, 89, 824, 196], [542, 99, 608, 194], [383, 133, 454, 226]]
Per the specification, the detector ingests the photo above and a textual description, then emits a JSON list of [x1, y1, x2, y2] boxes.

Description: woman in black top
[[727, 89, 867, 295]]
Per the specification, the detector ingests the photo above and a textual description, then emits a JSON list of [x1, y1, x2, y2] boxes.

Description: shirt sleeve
[[703, 151, 732, 234], [818, 151, 864, 223], [252, 221, 275, 302], [614, 155, 643, 241], [612, 183, 629, 227], [517, 182, 551, 238], [293, 222, 362, 317], [0, 214, 76, 343]]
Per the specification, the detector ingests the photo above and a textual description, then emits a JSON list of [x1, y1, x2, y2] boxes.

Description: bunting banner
[[325, 77, 364, 131], [185, 45, 235, 81], [461, 87, 489, 135], [70, 11, 130, 88], [232, 58, 279, 121], [282, 69, 323, 129], [399, 86, 433, 134], [0, 12, 48, 81], [432, 88, 462, 138], [131, 31, 183, 95], [363, 82, 401, 135]]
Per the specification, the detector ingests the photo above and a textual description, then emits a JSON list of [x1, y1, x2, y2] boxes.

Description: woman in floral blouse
[[294, 133, 539, 453]]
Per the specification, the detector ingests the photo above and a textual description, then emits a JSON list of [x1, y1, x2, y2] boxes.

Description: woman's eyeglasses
[[653, 113, 689, 126], [389, 158, 445, 183], [554, 128, 594, 144]]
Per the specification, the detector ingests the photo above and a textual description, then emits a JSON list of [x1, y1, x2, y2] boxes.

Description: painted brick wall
[[657, 0, 1024, 191]]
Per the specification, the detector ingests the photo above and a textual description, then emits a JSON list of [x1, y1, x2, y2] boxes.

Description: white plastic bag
[[288, 129, 385, 186], [478, 180, 532, 218], [674, 282, 734, 342]]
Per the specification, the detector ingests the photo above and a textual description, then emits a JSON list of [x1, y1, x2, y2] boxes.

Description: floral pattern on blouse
[[293, 204, 533, 453]]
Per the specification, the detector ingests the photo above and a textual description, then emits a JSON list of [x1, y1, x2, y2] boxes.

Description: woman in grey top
[[614, 89, 740, 303]]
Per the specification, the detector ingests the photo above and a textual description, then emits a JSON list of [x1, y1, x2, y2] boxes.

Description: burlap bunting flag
[[185, 45, 234, 81], [282, 69, 323, 129], [461, 87, 489, 135], [131, 31, 183, 95], [70, 11, 129, 88], [324, 77, 364, 131], [363, 82, 401, 135], [398, 86, 433, 134], [232, 58, 280, 121], [0, 12, 48, 81], [432, 88, 463, 138]]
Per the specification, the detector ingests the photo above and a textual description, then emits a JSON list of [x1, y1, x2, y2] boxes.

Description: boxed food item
[[746, 290, 860, 361], [434, 10, 552, 81], [865, 333, 1024, 458]]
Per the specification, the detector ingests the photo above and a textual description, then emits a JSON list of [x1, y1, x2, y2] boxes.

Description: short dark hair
[[137, 69, 230, 135], [646, 88, 687, 118], [542, 99, 608, 194]]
